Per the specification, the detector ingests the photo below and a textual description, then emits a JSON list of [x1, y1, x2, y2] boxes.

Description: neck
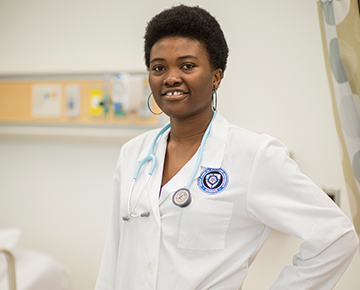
[[168, 109, 214, 144]]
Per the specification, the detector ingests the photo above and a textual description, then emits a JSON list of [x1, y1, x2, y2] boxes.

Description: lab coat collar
[[200, 111, 228, 169], [136, 111, 228, 168]]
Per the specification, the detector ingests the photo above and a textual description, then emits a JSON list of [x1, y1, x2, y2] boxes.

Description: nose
[[163, 69, 182, 86]]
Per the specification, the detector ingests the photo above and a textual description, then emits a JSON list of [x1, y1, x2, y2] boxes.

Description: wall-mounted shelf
[[0, 123, 159, 144]]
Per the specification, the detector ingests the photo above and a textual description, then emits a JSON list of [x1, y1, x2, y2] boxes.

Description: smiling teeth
[[166, 91, 182, 96]]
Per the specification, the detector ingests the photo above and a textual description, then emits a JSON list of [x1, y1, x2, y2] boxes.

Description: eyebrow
[[150, 55, 199, 63], [178, 55, 198, 60], [150, 57, 165, 63]]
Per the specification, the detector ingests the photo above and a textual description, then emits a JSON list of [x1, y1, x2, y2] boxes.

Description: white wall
[[0, 0, 359, 289]]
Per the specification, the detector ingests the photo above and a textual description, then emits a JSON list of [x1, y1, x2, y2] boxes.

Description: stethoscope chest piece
[[172, 188, 192, 207]]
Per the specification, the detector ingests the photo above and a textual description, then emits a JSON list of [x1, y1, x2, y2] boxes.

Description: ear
[[212, 68, 223, 90]]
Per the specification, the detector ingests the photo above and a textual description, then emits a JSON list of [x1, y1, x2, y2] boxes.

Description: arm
[[247, 137, 358, 289]]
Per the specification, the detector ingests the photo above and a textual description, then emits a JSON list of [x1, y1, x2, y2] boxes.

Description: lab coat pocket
[[178, 198, 233, 250]]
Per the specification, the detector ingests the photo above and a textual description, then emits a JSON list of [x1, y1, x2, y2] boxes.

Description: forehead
[[150, 36, 209, 60]]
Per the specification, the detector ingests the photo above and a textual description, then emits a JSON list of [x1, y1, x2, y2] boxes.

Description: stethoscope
[[122, 110, 217, 221]]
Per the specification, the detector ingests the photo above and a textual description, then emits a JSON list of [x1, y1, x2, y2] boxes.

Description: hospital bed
[[0, 229, 71, 290]]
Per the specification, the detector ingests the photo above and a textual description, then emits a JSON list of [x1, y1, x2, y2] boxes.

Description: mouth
[[161, 90, 188, 100]]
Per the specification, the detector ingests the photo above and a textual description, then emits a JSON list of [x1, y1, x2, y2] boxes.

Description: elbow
[[342, 228, 359, 259], [350, 229, 359, 253]]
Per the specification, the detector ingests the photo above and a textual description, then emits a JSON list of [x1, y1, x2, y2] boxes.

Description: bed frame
[[0, 248, 17, 290]]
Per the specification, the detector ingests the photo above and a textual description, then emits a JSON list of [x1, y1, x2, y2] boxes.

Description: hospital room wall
[[0, 0, 359, 290]]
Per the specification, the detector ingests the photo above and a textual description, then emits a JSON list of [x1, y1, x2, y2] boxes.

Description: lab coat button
[[148, 263, 154, 273]]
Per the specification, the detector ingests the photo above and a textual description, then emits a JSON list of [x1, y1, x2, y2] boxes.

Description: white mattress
[[0, 248, 71, 290]]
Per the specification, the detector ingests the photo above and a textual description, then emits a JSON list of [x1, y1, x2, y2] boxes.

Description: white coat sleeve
[[95, 151, 123, 290], [246, 137, 359, 290]]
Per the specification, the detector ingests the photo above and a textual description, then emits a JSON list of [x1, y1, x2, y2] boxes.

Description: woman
[[96, 5, 358, 290]]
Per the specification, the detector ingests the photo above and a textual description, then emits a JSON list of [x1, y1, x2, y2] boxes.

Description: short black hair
[[144, 5, 229, 75]]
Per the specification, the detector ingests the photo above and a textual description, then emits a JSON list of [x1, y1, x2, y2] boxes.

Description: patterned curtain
[[317, 0, 360, 234]]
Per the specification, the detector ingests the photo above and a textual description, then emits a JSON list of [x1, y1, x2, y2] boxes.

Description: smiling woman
[[148, 36, 222, 186], [95, 5, 358, 290]]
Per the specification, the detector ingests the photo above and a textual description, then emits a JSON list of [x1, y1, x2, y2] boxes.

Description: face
[[148, 36, 222, 120]]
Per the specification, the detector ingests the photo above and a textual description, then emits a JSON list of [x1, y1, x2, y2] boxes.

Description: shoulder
[[212, 114, 290, 169], [225, 120, 287, 157], [120, 126, 165, 160]]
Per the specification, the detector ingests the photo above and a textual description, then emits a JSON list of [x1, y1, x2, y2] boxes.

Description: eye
[[181, 63, 194, 70], [153, 65, 165, 72]]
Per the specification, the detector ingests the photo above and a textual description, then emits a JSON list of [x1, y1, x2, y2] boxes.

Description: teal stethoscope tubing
[[123, 110, 217, 221]]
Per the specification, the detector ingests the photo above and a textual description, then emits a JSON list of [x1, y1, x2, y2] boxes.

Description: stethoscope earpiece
[[123, 211, 150, 222], [172, 188, 192, 208]]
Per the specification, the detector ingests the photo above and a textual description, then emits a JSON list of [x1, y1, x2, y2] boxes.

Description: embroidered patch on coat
[[197, 168, 229, 194]]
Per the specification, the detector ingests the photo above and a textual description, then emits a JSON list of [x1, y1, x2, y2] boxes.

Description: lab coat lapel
[[158, 150, 199, 206], [146, 127, 169, 224], [200, 111, 228, 169]]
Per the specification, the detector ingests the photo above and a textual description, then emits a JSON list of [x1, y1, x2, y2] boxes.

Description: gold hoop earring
[[147, 93, 163, 115]]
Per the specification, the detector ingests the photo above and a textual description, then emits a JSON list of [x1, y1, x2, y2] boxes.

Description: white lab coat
[[95, 112, 358, 290]]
